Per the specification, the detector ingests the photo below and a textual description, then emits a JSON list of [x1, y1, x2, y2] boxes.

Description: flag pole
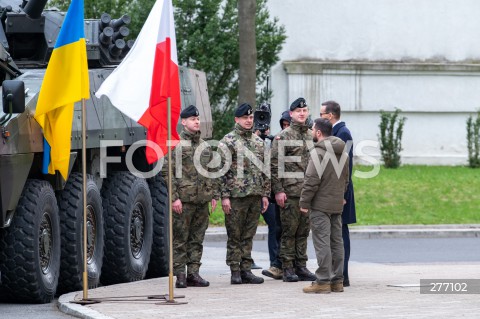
[[70, 100, 99, 305], [81, 98, 89, 300], [167, 96, 174, 301], [156, 97, 186, 305]]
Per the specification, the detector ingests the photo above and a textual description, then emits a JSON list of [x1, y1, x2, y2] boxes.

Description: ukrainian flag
[[34, 0, 89, 180]]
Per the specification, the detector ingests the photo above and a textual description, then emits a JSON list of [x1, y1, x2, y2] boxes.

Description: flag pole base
[[156, 299, 188, 305], [148, 294, 186, 300], [70, 299, 102, 305]]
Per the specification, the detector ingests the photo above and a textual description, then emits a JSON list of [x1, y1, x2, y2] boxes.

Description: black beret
[[290, 97, 307, 111], [235, 103, 253, 117], [180, 105, 199, 118]]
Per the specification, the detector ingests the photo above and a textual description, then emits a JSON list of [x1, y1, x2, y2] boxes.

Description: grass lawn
[[209, 165, 480, 226]]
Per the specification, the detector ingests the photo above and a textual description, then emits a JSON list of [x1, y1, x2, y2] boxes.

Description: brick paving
[[59, 245, 480, 319]]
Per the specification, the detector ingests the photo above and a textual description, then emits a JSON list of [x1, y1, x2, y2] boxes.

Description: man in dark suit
[[320, 101, 356, 287]]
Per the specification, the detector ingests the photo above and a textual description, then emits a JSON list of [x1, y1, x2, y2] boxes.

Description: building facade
[[267, 0, 480, 165]]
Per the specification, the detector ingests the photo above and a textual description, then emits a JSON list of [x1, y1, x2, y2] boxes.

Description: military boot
[[175, 273, 187, 288], [331, 281, 344, 292], [240, 270, 264, 284], [295, 266, 316, 281], [282, 267, 299, 282], [231, 271, 242, 285], [303, 282, 331, 294], [187, 273, 210, 287], [262, 266, 283, 280]]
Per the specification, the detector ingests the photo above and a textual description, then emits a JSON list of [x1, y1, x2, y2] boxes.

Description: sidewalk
[[58, 225, 480, 319], [205, 224, 480, 241]]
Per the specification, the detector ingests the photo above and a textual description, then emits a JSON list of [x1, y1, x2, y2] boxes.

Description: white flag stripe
[[158, 0, 178, 64], [95, 0, 176, 122]]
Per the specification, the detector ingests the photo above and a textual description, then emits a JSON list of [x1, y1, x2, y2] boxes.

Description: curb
[[58, 293, 115, 319], [205, 224, 480, 241]]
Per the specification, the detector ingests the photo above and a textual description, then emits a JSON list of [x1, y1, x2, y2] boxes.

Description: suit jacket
[[333, 121, 357, 224]]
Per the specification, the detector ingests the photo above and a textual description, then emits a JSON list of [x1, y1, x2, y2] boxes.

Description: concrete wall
[[266, 0, 480, 165]]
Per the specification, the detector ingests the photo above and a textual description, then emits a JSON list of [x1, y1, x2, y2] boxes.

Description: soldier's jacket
[[219, 123, 271, 198], [164, 129, 219, 204], [271, 121, 312, 197]]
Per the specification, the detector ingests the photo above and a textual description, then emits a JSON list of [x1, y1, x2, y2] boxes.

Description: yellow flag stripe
[[34, 39, 89, 180]]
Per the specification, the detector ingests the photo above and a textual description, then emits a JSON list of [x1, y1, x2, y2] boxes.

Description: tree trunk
[[238, 0, 257, 108]]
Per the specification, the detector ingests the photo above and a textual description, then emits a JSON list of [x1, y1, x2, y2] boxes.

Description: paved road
[[2, 236, 480, 319], [0, 300, 74, 319], [247, 237, 480, 264], [59, 241, 480, 319]]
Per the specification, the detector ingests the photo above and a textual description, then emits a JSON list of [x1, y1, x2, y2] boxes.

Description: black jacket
[[333, 122, 357, 224]]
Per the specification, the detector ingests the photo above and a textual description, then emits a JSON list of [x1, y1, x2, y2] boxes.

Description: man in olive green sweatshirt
[[299, 118, 349, 294]]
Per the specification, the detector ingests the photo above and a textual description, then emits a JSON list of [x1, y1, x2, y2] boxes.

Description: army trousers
[[173, 201, 210, 275], [225, 196, 261, 272], [279, 197, 310, 269]]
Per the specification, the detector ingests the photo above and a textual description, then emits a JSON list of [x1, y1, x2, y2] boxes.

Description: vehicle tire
[[145, 174, 169, 278], [56, 173, 104, 294], [101, 172, 153, 285], [0, 179, 60, 303]]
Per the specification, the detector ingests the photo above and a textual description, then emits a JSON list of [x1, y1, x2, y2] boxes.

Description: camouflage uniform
[[219, 123, 270, 272], [271, 121, 312, 269], [166, 128, 219, 275]]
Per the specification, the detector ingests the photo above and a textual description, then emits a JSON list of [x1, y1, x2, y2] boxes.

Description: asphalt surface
[[244, 237, 480, 263]]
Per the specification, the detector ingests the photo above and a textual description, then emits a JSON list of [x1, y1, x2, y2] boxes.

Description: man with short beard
[[300, 118, 349, 294], [271, 97, 316, 282], [219, 103, 270, 285]]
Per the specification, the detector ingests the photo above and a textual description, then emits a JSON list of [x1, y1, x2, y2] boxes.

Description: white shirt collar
[[332, 120, 342, 127]]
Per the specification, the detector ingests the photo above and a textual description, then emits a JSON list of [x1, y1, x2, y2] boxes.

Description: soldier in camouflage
[[166, 105, 219, 289], [219, 103, 270, 285], [270, 97, 317, 282]]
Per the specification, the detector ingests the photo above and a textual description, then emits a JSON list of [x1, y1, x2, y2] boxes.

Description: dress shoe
[[231, 270, 242, 284], [303, 282, 331, 294], [187, 273, 210, 287], [240, 270, 264, 284], [175, 273, 187, 288], [282, 267, 299, 282], [295, 266, 316, 281], [262, 266, 283, 280]]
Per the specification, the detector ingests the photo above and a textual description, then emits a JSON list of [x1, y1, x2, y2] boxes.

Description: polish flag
[[95, 0, 180, 163]]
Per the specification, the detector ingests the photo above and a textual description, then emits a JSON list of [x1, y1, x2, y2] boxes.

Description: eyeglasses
[[320, 112, 330, 116]]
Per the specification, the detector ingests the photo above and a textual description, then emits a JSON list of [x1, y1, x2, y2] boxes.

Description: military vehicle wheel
[[101, 172, 153, 285], [145, 174, 169, 278], [56, 173, 104, 294], [0, 179, 60, 303]]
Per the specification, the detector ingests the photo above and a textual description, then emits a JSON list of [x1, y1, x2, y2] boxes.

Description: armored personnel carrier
[[0, 0, 212, 303]]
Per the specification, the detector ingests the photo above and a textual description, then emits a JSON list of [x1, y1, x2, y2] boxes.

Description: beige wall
[[266, 0, 480, 164]]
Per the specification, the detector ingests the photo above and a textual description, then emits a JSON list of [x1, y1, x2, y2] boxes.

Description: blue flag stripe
[[54, 0, 85, 48], [42, 137, 51, 174]]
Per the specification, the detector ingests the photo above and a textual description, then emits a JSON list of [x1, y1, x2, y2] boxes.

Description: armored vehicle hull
[[0, 0, 212, 303]]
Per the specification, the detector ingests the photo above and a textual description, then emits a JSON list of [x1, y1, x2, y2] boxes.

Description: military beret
[[180, 105, 199, 118], [235, 103, 253, 117], [290, 97, 307, 111]]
